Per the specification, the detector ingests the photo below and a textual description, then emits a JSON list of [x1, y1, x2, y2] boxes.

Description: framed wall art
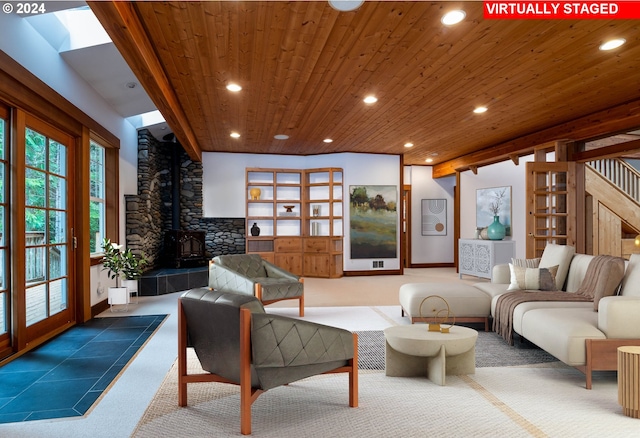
[[421, 199, 447, 236], [349, 185, 397, 259], [476, 186, 512, 236]]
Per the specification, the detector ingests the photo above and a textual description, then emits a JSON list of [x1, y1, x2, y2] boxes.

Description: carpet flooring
[[133, 351, 631, 438], [355, 330, 558, 370], [0, 314, 167, 423]]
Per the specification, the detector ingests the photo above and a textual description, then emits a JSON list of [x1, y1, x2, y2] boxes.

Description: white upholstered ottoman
[[399, 283, 491, 331]]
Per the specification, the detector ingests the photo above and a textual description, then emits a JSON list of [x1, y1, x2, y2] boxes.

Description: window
[[89, 140, 106, 255]]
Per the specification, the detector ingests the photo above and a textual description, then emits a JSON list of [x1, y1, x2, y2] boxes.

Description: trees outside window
[[89, 140, 106, 255]]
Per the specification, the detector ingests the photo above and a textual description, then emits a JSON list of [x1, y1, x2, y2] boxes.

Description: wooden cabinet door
[[303, 254, 330, 277], [274, 253, 303, 276]]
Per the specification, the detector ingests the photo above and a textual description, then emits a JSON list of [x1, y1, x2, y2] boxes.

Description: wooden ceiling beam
[[87, 1, 202, 161], [432, 99, 640, 178], [573, 138, 640, 162]]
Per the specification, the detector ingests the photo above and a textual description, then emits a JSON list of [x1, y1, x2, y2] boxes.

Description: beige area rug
[[132, 351, 635, 438]]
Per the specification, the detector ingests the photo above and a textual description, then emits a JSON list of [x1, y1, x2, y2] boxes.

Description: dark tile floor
[[0, 314, 167, 423]]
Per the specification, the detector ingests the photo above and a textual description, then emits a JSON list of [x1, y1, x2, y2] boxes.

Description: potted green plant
[[120, 245, 148, 303], [102, 238, 148, 307]]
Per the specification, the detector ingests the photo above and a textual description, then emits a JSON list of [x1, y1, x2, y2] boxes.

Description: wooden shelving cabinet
[[303, 168, 343, 278], [246, 167, 343, 278]]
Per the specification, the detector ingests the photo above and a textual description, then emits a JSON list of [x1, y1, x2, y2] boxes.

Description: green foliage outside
[[25, 129, 46, 233], [89, 142, 105, 253]]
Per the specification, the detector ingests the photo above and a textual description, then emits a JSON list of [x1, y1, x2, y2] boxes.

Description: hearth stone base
[[140, 266, 208, 296]]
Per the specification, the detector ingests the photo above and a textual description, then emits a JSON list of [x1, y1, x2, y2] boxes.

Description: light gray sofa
[[475, 245, 640, 389]]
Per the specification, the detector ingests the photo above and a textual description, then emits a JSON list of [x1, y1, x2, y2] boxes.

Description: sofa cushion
[[575, 255, 625, 310], [511, 300, 594, 335], [563, 254, 594, 292], [539, 244, 575, 290], [620, 253, 640, 297], [598, 296, 640, 338], [520, 308, 605, 366], [507, 264, 558, 291], [511, 257, 541, 268]]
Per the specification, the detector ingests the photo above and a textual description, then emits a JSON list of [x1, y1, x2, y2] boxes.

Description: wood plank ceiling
[[88, 1, 640, 175]]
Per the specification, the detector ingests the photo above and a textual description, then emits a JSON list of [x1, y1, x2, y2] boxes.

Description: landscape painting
[[349, 185, 397, 259]]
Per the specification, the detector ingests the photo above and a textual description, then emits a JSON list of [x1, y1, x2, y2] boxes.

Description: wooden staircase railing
[[586, 159, 640, 257], [587, 158, 640, 204]]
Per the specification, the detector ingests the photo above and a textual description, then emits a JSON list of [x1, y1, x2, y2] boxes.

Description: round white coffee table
[[383, 325, 478, 385]]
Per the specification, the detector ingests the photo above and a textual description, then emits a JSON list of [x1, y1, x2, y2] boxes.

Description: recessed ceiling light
[[230, 132, 241, 138], [226, 83, 242, 92], [404, 142, 414, 148], [473, 106, 488, 114], [425, 158, 434, 163], [328, 0, 364, 12], [274, 134, 289, 140], [323, 138, 333, 143], [363, 95, 378, 104], [441, 10, 465, 26], [599, 38, 626, 51]]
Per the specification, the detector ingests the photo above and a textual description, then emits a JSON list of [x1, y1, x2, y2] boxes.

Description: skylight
[[54, 6, 111, 51], [26, 5, 111, 52], [127, 111, 167, 129]]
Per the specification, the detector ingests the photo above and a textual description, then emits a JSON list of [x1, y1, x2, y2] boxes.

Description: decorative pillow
[[511, 257, 541, 268], [539, 244, 576, 290], [620, 254, 640, 297], [576, 255, 626, 310], [508, 264, 559, 291]]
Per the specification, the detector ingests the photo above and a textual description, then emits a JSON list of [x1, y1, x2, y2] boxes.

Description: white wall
[[408, 166, 456, 263], [459, 157, 534, 259], [202, 152, 402, 270], [1, 14, 139, 305]]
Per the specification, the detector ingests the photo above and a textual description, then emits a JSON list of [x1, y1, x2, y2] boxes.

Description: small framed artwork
[[476, 186, 512, 236], [422, 199, 447, 236]]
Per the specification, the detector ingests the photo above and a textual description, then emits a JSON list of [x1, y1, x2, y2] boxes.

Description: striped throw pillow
[[511, 257, 541, 268], [508, 264, 558, 291]]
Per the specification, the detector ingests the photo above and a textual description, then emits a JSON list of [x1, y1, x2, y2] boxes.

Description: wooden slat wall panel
[[598, 203, 622, 257]]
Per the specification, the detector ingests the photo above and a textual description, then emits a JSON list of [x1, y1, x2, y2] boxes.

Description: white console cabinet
[[458, 239, 516, 280]]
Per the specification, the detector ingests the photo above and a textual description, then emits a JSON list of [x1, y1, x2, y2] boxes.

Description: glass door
[[19, 114, 75, 345], [525, 161, 578, 258]]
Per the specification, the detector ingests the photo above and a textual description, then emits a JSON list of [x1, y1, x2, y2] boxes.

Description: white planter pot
[[121, 279, 139, 304], [108, 287, 129, 310]]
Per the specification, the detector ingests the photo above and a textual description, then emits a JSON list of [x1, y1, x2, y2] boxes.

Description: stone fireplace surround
[[125, 130, 245, 294]]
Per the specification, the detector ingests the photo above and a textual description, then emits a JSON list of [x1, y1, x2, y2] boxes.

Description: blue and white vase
[[487, 215, 506, 240]]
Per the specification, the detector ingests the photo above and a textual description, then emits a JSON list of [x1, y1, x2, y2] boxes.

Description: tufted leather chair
[[209, 254, 304, 316], [178, 288, 358, 435]]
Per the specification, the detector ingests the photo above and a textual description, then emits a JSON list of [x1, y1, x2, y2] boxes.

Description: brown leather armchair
[[178, 288, 358, 435], [209, 253, 304, 316]]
